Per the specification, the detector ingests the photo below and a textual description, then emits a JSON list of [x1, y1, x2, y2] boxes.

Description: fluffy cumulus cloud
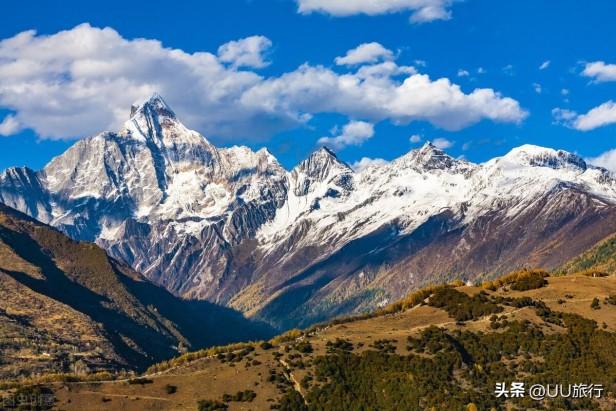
[[409, 134, 422, 143], [582, 61, 616, 83], [351, 157, 389, 171], [553, 101, 616, 131], [318, 120, 374, 149], [296, 0, 456, 23], [0, 24, 527, 141], [587, 149, 616, 173], [217, 35, 273, 69], [0, 24, 270, 139], [242, 67, 527, 131], [335, 42, 393, 66]]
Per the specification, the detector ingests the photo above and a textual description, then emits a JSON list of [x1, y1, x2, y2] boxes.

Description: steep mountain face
[[244, 144, 616, 328], [2, 94, 616, 329], [0, 203, 272, 378], [1, 94, 288, 302]]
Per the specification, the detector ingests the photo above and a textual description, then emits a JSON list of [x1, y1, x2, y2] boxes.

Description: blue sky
[[1, 0, 616, 171]]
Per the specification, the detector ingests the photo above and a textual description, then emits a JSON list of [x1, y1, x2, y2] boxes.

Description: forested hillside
[[11, 269, 615, 411]]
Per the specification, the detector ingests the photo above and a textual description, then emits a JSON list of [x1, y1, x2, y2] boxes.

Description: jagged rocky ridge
[[2, 94, 616, 329]]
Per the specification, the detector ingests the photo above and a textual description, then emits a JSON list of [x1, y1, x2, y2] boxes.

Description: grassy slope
[[36, 273, 616, 411], [0, 204, 273, 379], [558, 232, 616, 275]]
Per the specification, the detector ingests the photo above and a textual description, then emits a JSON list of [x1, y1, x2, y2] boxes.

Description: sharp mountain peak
[[392, 140, 467, 173], [130, 92, 176, 119], [294, 145, 353, 179]]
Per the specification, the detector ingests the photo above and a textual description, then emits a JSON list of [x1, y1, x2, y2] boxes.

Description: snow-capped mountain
[[2, 94, 616, 329]]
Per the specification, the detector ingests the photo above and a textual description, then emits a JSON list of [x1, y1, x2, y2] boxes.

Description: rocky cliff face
[[1, 94, 288, 303], [2, 94, 616, 329]]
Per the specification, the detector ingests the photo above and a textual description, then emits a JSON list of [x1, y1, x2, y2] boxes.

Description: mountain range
[[2, 94, 616, 329]]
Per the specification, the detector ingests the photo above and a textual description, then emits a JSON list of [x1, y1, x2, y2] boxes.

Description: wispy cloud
[[0, 115, 22, 136], [432, 137, 454, 149], [296, 0, 457, 23], [409, 134, 422, 143], [586, 148, 616, 173], [553, 101, 616, 131], [351, 157, 389, 171]]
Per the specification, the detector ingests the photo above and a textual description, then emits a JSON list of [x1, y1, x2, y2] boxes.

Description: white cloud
[[335, 42, 393, 66], [539, 60, 550, 70], [532, 83, 542, 94], [243, 67, 527, 131], [582, 61, 616, 83], [477, 67, 486, 74], [354, 61, 416, 78], [561, 88, 570, 96], [552, 107, 578, 125], [552, 101, 616, 131], [296, 0, 456, 23], [0, 24, 527, 141], [217, 35, 273, 69], [414, 59, 427, 67], [502, 64, 514, 76], [351, 157, 389, 171], [431, 137, 453, 149], [318, 120, 374, 149], [0, 115, 22, 136], [457, 69, 469, 77], [0, 25, 271, 139], [573, 101, 616, 131], [409, 134, 422, 143], [586, 149, 616, 173]]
